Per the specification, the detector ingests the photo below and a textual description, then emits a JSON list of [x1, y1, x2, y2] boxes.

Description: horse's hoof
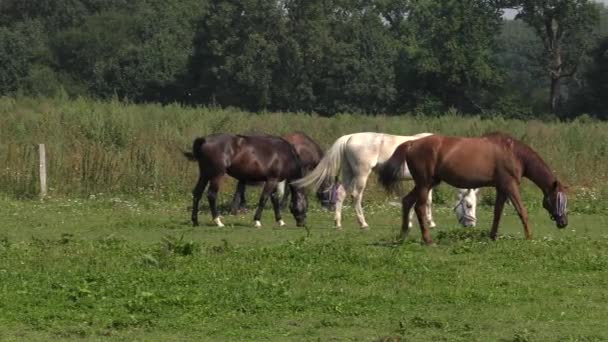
[[192, 222, 199, 227], [213, 218, 225, 227], [335, 226, 343, 231], [254, 220, 262, 228], [360, 225, 370, 231], [277, 220, 286, 227], [428, 222, 437, 229]]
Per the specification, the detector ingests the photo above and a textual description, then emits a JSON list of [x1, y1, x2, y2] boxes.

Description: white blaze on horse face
[[454, 189, 478, 227]]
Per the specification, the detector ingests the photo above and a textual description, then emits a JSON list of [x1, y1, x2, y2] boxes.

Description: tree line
[[0, 0, 606, 118]]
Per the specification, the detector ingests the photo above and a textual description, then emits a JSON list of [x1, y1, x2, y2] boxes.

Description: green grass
[[1, 196, 607, 341], [1, 96, 608, 340]]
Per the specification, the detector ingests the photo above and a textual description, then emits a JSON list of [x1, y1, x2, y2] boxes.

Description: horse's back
[[233, 134, 302, 180], [408, 135, 517, 188], [282, 132, 324, 169]]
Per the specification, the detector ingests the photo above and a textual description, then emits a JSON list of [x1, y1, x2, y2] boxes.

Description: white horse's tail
[[291, 134, 351, 191], [277, 181, 286, 198]]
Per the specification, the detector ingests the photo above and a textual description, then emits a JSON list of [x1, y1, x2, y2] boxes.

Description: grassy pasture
[[0, 197, 607, 341], [1, 97, 608, 340]]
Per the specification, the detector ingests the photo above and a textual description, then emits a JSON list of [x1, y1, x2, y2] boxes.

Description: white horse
[[292, 132, 478, 229]]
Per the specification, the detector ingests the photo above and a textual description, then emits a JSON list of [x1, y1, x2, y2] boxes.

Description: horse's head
[[454, 189, 478, 227], [543, 181, 568, 229], [289, 185, 308, 227], [316, 180, 338, 211]]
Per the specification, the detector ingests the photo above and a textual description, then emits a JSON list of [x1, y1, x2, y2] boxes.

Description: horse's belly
[[227, 168, 281, 182]]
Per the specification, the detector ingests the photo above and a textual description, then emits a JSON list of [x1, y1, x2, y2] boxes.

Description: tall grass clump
[[1, 96, 607, 211]]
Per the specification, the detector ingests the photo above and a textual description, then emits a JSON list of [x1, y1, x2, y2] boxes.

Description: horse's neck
[[518, 145, 555, 195]]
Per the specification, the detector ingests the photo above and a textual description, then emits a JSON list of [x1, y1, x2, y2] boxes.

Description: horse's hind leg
[[191, 174, 209, 226], [253, 180, 278, 228], [414, 186, 434, 245], [352, 171, 372, 229], [230, 181, 247, 215], [277, 181, 290, 209], [400, 189, 417, 241], [207, 175, 224, 227], [335, 164, 354, 229], [333, 183, 347, 229], [406, 188, 435, 229]]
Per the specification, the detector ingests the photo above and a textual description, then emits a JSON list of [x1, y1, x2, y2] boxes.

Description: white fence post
[[39, 143, 47, 200]]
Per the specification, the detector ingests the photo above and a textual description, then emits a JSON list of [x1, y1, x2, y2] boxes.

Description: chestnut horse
[[183, 134, 308, 228], [378, 132, 568, 245], [230, 132, 332, 213]]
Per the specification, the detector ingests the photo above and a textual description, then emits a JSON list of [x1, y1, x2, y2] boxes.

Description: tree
[[399, 0, 504, 113], [187, 0, 285, 111], [0, 21, 46, 95], [515, 0, 599, 113]]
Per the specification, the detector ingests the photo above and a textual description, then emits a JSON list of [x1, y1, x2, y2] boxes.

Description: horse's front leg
[[207, 175, 224, 227], [253, 180, 278, 228], [490, 190, 507, 240], [504, 184, 531, 240]]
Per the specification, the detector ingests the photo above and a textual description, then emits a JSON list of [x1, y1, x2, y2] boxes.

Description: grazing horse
[[292, 132, 478, 229], [230, 132, 332, 213], [378, 132, 568, 245], [183, 134, 308, 228]]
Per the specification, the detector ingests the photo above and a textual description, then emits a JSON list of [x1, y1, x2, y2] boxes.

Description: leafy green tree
[[0, 21, 47, 95], [400, 0, 504, 113], [52, 0, 204, 101], [310, 1, 398, 114], [493, 19, 547, 116], [515, 0, 599, 113], [187, 0, 285, 110]]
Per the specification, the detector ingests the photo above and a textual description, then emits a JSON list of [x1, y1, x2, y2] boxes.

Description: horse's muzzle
[[552, 215, 568, 229]]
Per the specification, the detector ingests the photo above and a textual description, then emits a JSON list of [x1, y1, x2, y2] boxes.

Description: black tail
[[377, 142, 410, 193], [183, 137, 206, 161]]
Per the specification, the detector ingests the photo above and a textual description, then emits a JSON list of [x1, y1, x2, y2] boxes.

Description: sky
[[504, 0, 608, 19]]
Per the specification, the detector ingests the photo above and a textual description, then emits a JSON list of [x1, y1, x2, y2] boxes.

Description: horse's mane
[[482, 131, 551, 178]]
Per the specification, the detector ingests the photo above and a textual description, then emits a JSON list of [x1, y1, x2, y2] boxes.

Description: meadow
[[1, 97, 608, 340]]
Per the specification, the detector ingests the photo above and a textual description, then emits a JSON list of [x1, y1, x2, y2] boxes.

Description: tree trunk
[[550, 76, 560, 114]]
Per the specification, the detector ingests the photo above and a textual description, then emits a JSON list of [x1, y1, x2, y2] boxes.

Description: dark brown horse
[[378, 132, 568, 245], [230, 132, 334, 213], [183, 134, 308, 227]]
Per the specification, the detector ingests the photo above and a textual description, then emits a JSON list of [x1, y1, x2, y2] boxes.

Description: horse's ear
[[474, 188, 480, 194]]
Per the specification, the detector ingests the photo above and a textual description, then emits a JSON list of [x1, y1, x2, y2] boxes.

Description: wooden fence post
[[39, 143, 47, 200]]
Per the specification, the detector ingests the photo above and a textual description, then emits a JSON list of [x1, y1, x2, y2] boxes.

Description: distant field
[[1, 96, 608, 210], [0, 197, 607, 341]]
